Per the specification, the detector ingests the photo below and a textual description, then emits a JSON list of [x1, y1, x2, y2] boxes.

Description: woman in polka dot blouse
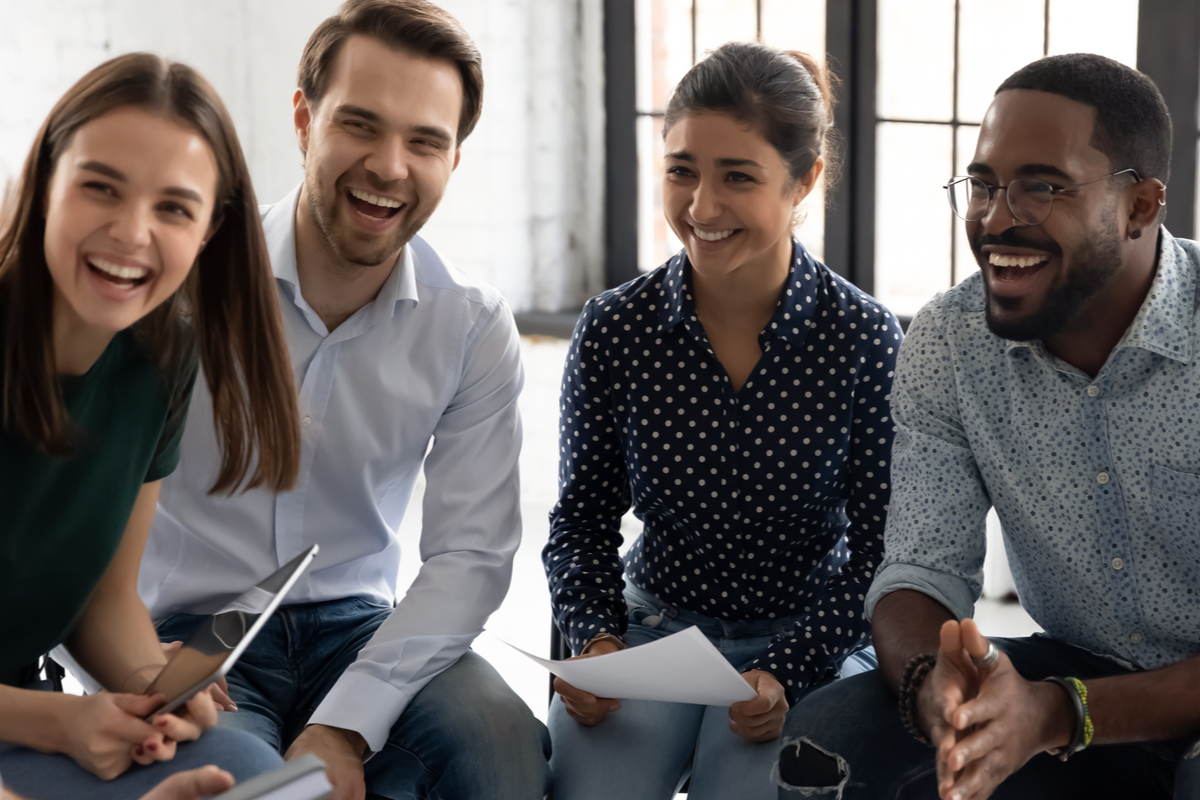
[[543, 42, 903, 800]]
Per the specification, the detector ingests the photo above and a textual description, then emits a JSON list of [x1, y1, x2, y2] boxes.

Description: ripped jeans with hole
[[776, 635, 1200, 799], [548, 584, 876, 800]]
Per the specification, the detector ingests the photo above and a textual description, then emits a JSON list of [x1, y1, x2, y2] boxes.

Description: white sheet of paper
[[500, 626, 757, 706]]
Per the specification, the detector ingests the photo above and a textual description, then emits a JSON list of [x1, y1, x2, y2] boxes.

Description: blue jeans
[[548, 584, 877, 800], [157, 598, 551, 800], [777, 635, 1200, 799], [0, 680, 281, 799]]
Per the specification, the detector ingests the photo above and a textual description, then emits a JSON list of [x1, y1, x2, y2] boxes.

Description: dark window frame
[[598, 0, 1200, 301]]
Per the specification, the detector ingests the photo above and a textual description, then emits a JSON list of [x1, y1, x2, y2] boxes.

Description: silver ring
[[972, 641, 1000, 669]]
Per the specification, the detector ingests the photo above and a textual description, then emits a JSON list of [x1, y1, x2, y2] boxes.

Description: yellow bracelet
[[1068, 677, 1095, 748]]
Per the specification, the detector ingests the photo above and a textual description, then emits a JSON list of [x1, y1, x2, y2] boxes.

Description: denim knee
[[192, 726, 283, 781], [775, 671, 925, 798]]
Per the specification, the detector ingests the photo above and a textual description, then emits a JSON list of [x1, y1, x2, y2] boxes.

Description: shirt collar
[[262, 184, 420, 334], [654, 240, 823, 345], [1005, 229, 1195, 365]]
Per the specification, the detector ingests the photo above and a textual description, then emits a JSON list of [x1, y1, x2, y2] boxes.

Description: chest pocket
[[1150, 464, 1200, 560]]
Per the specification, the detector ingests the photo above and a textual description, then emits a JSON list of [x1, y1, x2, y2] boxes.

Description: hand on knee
[[137, 766, 234, 800]]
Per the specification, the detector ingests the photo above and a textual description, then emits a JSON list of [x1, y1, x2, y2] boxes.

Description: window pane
[[761, 0, 825, 59], [1195, 136, 1200, 243], [957, 0, 1044, 125], [798, 178, 826, 263], [954, 124, 982, 286], [695, 0, 757, 58], [636, 0, 694, 113], [877, 0, 956, 122], [875, 122, 954, 319], [637, 115, 681, 272], [1047, 0, 1137, 66], [760, 0, 826, 264]]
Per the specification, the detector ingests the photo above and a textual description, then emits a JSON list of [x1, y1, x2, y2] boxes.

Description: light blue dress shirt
[[139, 186, 525, 750], [867, 231, 1200, 671]]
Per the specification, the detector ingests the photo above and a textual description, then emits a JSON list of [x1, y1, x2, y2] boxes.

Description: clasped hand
[[554, 640, 788, 743], [919, 618, 1073, 800], [59, 682, 222, 780]]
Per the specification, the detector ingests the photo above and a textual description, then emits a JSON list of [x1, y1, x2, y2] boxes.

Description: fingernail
[[156, 718, 169, 727], [135, 746, 144, 756], [228, 703, 238, 711], [147, 743, 157, 752]]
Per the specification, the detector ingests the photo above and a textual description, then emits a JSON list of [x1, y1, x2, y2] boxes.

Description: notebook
[[204, 753, 331, 800]]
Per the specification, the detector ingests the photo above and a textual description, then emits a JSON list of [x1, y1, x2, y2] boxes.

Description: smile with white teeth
[[349, 188, 402, 209], [989, 253, 1049, 268], [692, 227, 736, 242], [89, 257, 150, 282]]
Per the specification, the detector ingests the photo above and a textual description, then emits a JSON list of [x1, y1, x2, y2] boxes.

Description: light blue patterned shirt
[[867, 230, 1200, 670]]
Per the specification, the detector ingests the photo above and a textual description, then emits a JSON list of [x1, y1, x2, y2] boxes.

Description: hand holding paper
[[505, 626, 758, 706]]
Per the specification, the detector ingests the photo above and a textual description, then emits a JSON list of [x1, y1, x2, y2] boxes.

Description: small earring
[[1129, 229, 1142, 240]]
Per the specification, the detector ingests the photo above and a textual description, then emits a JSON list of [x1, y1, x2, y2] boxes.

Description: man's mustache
[[973, 229, 1063, 258]]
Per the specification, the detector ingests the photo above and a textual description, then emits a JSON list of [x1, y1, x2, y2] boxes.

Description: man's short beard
[[981, 221, 1123, 342], [305, 167, 435, 269]]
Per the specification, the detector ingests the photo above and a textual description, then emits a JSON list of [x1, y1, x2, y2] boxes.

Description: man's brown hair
[[298, 0, 484, 145]]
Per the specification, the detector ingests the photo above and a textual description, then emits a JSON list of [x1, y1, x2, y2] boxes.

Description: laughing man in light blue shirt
[[137, 3, 549, 799]]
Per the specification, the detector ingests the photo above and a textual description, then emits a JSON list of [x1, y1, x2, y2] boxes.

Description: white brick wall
[[0, 0, 605, 311]]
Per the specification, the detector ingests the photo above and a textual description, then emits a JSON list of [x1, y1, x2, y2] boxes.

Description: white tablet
[[202, 753, 331, 800], [145, 544, 319, 717]]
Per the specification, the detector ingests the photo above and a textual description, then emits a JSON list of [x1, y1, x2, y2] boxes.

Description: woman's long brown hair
[[0, 53, 300, 494]]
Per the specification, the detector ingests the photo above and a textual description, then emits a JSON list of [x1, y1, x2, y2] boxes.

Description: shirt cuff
[[864, 562, 976, 622], [308, 670, 433, 754]]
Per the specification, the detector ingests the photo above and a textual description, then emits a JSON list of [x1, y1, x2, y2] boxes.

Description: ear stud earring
[[1129, 230, 1142, 240]]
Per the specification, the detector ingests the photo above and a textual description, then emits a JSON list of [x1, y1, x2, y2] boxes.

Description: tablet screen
[[144, 546, 317, 715]]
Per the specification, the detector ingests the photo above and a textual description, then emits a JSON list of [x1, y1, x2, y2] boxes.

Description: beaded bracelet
[[1044, 676, 1094, 760], [898, 653, 939, 745]]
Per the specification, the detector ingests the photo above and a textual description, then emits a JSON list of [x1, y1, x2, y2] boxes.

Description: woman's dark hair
[[298, 0, 484, 145], [664, 41, 839, 194], [0, 52, 301, 494]]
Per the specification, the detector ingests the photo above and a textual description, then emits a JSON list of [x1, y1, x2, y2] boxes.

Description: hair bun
[[786, 50, 838, 120]]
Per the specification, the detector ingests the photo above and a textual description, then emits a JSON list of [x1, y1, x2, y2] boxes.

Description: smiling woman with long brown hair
[[0, 53, 300, 798]]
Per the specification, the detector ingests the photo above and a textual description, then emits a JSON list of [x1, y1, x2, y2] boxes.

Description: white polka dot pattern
[[544, 241, 902, 693], [875, 231, 1200, 671]]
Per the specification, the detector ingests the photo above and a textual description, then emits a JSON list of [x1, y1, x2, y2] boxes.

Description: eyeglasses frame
[[943, 168, 1144, 225]]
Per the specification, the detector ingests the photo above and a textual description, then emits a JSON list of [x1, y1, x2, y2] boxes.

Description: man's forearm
[[1087, 656, 1200, 745], [872, 589, 955, 693]]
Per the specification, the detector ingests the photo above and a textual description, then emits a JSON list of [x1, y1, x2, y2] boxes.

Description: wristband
[[581, 632, 626, 655], [898, 653, 938, 746], [1044, 676, 1093, 760]]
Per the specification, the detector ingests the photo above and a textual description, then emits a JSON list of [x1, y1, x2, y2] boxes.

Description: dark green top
[[0, 329, 197, 685]]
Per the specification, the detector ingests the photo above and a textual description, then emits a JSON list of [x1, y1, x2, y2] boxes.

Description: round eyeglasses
[[943, 168, 1142, 226]]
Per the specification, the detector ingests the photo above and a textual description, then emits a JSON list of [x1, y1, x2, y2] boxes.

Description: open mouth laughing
[[988, 251, 1050, 281], [690, 225, 743, 247], [347, 187, 405, 221], [87, 255, 152, 288]]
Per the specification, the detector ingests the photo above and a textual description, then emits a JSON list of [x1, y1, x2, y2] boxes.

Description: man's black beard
[[975, 224, 1122, 342]]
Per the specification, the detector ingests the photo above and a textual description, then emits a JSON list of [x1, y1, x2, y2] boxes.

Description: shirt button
[[1097, 472, 1110, 484], [1130, 631, 1143, 644], [1111, 557, 1124, 570], [302, 416, 313, 427], [1087, 385, 1100, 397]]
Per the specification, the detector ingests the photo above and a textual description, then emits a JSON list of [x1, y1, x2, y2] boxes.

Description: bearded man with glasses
[[776, 54, 1200, 800]]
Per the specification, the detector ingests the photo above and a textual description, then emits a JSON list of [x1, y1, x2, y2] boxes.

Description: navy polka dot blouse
[[544, 241, 902, 693]]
